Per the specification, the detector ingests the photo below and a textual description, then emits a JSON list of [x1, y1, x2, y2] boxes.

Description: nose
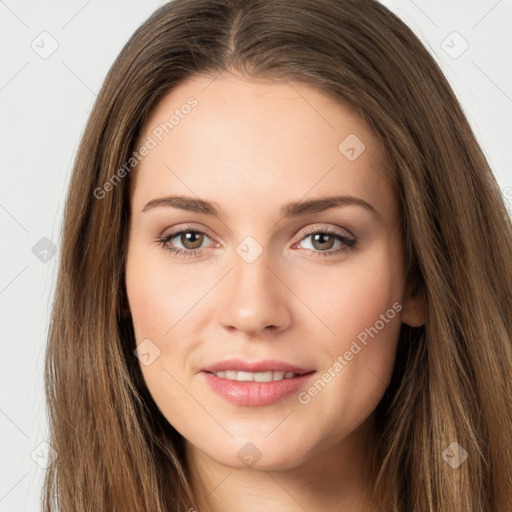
[[217, 249, 292, 336]]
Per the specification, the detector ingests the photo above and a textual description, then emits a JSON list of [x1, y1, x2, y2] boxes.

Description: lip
[[200, 358, 316, 407], [201, 358, 315, 374]]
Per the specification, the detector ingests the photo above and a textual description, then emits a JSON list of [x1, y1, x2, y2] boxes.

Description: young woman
[[43, 0, 512, 510]]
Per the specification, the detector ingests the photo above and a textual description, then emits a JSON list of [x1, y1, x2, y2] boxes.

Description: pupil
[[182, 232, 203, 249], [313, 233, 333, 250]]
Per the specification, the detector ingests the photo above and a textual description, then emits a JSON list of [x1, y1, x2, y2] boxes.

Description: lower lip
[[201, 371, 316, 406]]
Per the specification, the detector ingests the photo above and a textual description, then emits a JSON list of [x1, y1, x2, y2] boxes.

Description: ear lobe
[[401, 283, 427, 327]]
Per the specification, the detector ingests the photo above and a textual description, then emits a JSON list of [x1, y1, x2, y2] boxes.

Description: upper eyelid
[[161, 224, 215, 242], [299, 224, 356, 239]]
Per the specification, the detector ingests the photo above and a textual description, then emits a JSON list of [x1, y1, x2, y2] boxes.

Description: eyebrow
[[141, 194, 380, 219]]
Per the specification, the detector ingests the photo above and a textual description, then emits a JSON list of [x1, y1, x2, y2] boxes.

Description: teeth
[[213, 370, 301, 382]]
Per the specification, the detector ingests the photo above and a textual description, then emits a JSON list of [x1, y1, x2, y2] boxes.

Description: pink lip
[[200, 358, 315, 374], [200, 358, 316, 407]]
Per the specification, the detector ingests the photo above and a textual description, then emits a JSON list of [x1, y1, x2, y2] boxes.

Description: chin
[[199, 438, 312, 471]]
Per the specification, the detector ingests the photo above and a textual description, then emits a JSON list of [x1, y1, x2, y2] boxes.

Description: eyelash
[[156, 225, 357, 259]]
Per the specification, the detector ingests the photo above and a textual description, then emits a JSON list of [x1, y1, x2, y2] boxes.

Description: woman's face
[[125, 73, 422, 470]]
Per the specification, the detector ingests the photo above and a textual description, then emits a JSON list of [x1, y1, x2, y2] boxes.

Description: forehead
[[129, 74, 395, 221]]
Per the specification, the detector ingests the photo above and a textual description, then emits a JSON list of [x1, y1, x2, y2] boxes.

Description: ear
[[401, 280, 426, 327]]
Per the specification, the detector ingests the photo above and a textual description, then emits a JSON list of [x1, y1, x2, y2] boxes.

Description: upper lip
[[201, 358, 315, 374]]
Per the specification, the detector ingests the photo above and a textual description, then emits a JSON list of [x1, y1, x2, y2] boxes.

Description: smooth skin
[[125, 71, 425, 512]]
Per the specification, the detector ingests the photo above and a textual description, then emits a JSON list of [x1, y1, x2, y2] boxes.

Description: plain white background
[[0, 1, 511, 510]]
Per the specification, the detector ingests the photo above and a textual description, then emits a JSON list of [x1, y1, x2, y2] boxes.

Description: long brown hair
[[43, 0, 512, 510]]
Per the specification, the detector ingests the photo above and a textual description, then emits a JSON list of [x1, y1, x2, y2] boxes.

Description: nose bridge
[[232, 244, 274, 298]]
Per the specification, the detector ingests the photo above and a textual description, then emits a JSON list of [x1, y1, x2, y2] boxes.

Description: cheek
[[293, 245, 404, 429], [126, 268, 172, 341], [125, 243, 199, 341], [125, 248, 197, 427], [336, 263, 399, 346], [125, 242, 211, 388], [295, 244, 404, 351]]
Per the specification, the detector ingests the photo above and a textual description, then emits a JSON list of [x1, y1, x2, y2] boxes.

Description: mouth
[[207, 370, 307, 382], [200, 358, 316, 406]]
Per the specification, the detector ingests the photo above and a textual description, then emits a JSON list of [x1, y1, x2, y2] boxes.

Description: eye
[[293, 227, 357, 257], [156, 226, 217, 259], [156, 225, 357, 259]]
